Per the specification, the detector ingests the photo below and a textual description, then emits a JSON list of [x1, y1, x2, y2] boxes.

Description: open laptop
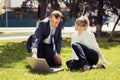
[[26, 57, 64, 72]]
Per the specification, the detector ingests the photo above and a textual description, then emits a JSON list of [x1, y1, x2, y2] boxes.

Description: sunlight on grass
[[0, 37, 120, 80]]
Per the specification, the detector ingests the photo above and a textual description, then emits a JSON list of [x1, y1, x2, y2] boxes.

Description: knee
[[72, 43, 78, 49], [92, 50, 99, 58], [72, 43, 81, 49]]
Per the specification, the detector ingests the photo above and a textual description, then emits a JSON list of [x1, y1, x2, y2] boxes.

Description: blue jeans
[[72, 43, 99, 68]]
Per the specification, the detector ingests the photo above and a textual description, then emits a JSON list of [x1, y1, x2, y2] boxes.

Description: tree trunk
[[96, 24, 102, 37], [96, 0, 103, 37], [38, 0, 47, 20], [50, 0, 60, 11], [108, 16, 120, 42]]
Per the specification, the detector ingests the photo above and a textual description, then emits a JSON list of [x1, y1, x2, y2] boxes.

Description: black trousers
[[72, 43, 99, 68], [37, 43, 61, 67]]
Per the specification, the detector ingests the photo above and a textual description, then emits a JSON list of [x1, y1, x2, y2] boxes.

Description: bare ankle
[[82, 65, 90, 72]]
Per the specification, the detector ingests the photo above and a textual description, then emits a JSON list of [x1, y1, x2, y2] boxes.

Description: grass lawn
[[0, 37, 120, 80]]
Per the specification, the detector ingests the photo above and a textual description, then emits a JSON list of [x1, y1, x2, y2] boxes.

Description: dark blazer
[[31, 17, 63, 54]]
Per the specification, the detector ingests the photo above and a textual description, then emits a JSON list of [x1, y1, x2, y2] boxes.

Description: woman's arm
[[89, 33, 108, 64]]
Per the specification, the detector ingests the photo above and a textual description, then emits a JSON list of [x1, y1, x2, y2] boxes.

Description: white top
[[71, 30, 108, 64], [43, 25, 55, 44]]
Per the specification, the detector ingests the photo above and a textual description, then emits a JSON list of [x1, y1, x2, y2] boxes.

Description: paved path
[[0, 27, 75, 40], [0, 22, 120, 40]]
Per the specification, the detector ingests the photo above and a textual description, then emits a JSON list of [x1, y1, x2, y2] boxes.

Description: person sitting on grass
[[28, 10, 64, 67], [66, 16, 108, 72]]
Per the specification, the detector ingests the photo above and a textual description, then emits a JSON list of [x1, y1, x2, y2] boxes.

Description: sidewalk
[[0, 27, 76, 40], [0, 22, 120, 40]]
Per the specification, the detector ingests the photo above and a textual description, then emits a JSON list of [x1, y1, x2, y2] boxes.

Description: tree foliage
[[13, 0, 120, 39], [106, 0, 120, 42], [13, 0, 38, 19]]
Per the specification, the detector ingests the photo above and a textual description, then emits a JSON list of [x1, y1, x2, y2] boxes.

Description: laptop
[[26, 57, 64, 72]]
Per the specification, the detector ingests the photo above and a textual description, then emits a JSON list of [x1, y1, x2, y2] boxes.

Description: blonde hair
[[75, 16, 89, 30]]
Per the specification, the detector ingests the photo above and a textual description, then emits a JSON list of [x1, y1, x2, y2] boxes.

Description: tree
[[13, 0, 104, 37], [86, 0, 120, 39], [107, 0, 120, 42], [96, 0, 104, 37], [64, 0, 88, 18], [12, 0, 120, 39], [37, 0, 47, 20], [63, 0, 104, 37], [14, 0, 38, 20], [13, 0, 62, 20], [37, 0, 61, 20], [49, 0, 61, 11]]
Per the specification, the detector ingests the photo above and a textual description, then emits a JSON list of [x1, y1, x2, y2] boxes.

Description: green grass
[[0, 37, 120, 80]]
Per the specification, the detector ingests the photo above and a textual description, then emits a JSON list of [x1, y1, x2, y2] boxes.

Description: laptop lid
[[26, 57, 64, 72]]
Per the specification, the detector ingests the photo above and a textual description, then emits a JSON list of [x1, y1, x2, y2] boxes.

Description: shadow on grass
[[25, 65, 63, 75], [96, 37, 120, 49], [0, 41, 30, 68]]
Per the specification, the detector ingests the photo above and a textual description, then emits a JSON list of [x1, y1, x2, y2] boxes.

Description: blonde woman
[[66, 16, 108, 72]]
